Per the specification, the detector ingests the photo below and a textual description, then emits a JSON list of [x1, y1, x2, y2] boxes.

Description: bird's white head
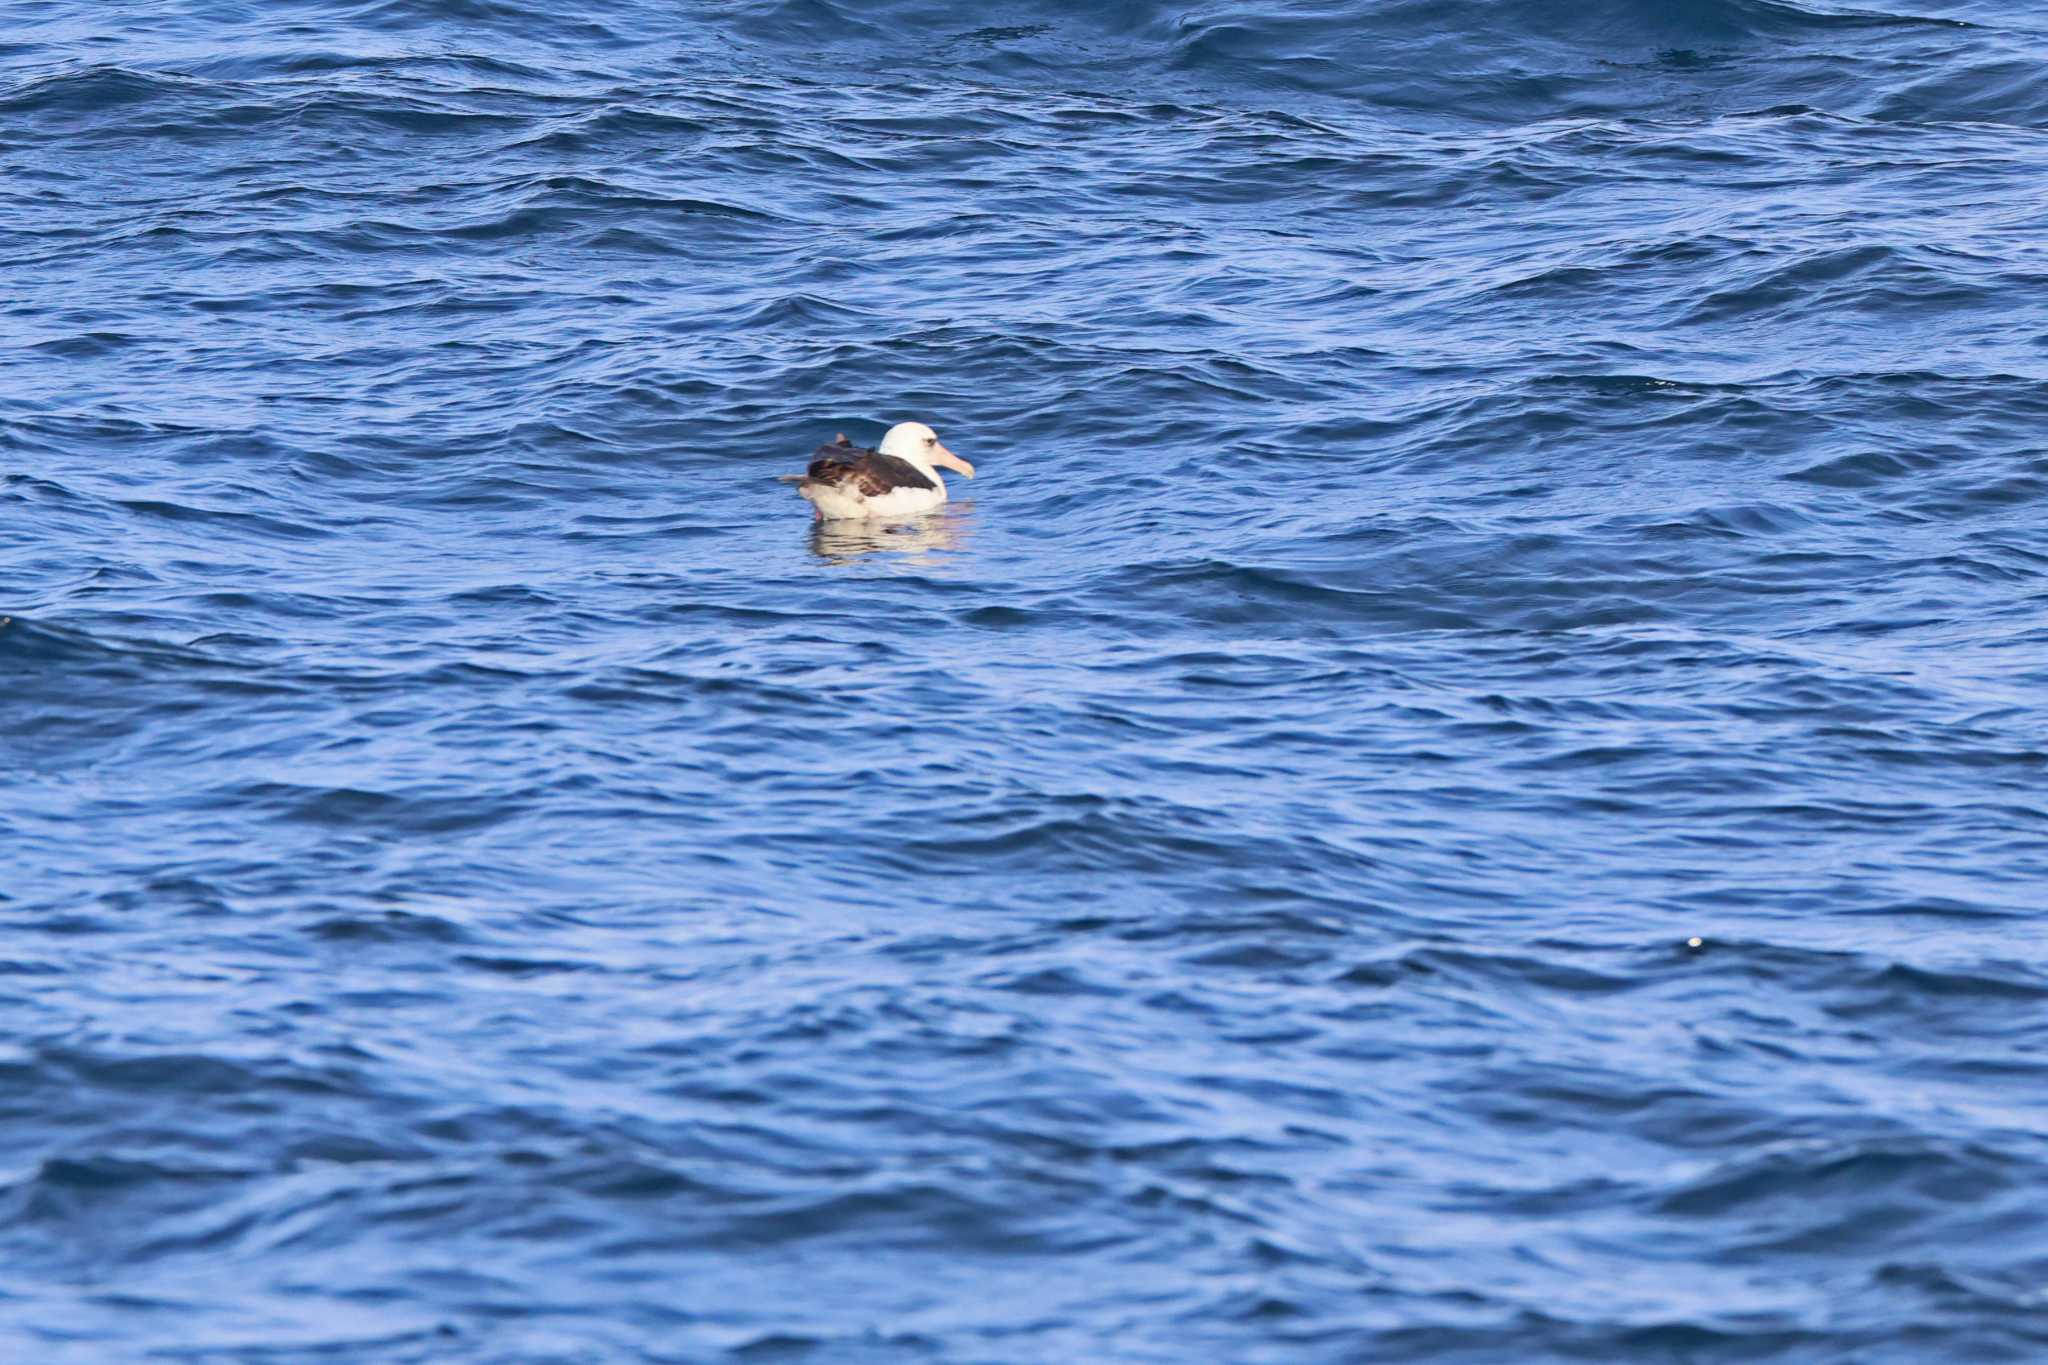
[[879, 421, 973, 480]]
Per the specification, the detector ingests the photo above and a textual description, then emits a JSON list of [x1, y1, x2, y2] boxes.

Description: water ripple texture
[[5, 0, 2048, 1360]]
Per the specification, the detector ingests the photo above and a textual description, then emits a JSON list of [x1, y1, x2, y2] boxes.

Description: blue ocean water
[[5, 0, 2048, 1358]]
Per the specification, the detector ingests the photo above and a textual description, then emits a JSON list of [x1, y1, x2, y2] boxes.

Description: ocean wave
[[7, 0, 2048, 1357]]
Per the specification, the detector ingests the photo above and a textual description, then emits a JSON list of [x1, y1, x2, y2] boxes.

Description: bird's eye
[[924, 436, 936, 446]]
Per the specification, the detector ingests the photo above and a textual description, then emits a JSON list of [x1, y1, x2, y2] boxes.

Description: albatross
[[786, 422, 974, 520]]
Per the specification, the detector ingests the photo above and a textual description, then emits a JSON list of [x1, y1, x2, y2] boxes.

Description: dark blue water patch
[[6, 0, 2048, 1359]]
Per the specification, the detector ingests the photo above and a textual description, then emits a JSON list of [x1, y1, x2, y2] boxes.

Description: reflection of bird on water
[[809, 504, 974, 564]]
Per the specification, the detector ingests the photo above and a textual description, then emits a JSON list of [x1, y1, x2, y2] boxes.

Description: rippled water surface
[[6, 1, 2048, 1359]]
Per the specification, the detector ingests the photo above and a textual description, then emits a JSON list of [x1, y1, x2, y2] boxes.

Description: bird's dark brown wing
[[804, 441, 936, 496]]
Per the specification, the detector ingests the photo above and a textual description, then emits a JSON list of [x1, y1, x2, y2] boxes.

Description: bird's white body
[[802, 476, 947, 521], [792, 422, 974, 521]]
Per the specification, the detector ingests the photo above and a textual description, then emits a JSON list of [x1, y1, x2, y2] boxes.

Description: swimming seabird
[[786, 422, 973, 521]]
